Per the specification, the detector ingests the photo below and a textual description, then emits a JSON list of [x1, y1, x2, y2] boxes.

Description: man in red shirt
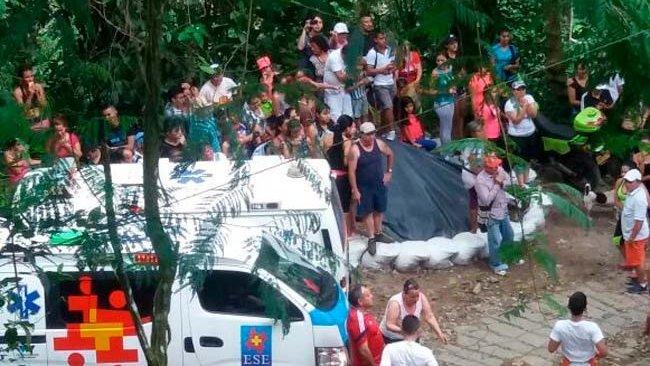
[[347, 284, 384, 366]]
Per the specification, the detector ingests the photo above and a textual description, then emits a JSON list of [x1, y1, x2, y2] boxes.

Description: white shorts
[[324, 91, 353, 123]]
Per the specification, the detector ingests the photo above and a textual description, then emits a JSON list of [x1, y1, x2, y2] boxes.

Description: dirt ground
[[361, 205, 650, 363]]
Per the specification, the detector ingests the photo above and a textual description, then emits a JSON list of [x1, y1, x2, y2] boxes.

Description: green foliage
[[498, 240, 525, 265], [177, 24, 208, 48], [544, 190, 592, 228], [502, 293, 529, 321], [543, 293, 568, 317], [533, 246, 558, 280]]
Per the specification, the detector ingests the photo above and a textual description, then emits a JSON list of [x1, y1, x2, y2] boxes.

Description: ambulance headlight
[[315, 346, 348, 365]]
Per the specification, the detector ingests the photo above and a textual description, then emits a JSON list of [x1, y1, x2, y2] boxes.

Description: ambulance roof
[[3, 156, 335, 269]]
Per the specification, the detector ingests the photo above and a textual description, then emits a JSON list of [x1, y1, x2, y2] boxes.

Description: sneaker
[[375, 232, 395, 243], [367, 238, 377, 256], [492, 263, 509, 276], [626, 277, 639, 286], [626, 283, 648, 294]]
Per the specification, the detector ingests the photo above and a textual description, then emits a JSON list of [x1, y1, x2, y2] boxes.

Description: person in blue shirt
[[490, 28, 520, 82]]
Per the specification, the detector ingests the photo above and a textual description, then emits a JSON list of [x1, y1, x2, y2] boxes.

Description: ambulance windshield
[[256, 242, 338, 310]]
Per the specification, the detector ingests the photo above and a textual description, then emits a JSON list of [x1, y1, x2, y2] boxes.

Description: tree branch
[[89, 1, 144, 45]]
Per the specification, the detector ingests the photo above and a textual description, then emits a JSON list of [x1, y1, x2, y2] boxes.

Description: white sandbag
[[451, 232, 488, 265], [354, 238, 401, 270], [371, 243, 402, 268], [360, 252, 383, 270], [394, 241, 433, 272], [512, 201, 545, 241], [348, 235, 368, 267], [422, 237, 460, 270]]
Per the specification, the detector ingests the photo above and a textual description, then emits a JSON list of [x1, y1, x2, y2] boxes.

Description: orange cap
[[483, 155, 502, 169]]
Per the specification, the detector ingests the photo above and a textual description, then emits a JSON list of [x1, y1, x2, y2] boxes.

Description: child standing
[[347, 58, 372, 125]]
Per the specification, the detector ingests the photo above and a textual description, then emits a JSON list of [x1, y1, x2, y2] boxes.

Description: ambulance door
[[182, 268, 314, 366], [43, 271, 181, 366], [0, 270, 47, 365]]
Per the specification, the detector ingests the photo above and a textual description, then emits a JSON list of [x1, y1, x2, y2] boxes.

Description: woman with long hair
[[47, 114, 82, 160], [326, 115, 357, 237], [396, 41, 423, 110], [567, 60, 589, 115], [399, 96, 436, 151], [477, 87, 502, 142]]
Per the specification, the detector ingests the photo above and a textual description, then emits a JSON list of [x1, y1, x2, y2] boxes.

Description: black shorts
[[357, 184, 387, 217], [335, 175, 352, 213], [509, 132, 542, 163]]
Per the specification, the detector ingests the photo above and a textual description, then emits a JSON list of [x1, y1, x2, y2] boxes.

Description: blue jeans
[[415, 137, 437, 151], [487, 215, 514, 268]]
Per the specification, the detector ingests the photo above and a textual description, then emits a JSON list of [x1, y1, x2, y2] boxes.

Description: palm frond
[[544, 191, 592, 228]]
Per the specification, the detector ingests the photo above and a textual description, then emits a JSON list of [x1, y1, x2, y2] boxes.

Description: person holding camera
[[475, 153, 513, 276], [297, 15, 324, 72]]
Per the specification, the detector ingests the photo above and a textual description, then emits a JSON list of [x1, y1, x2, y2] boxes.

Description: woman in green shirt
[[431, 53, 456, 145]]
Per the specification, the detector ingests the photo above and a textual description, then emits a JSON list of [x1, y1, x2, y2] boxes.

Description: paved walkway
[[433, 281, 650, 366]]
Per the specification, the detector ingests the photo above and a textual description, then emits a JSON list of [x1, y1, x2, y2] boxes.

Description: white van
[[0, 157, 350, 365]]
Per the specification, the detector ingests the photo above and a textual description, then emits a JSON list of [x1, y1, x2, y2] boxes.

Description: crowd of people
[[347, 279, 615, 366], [3, 9, 644, 280], [3, 12, 648, 365]]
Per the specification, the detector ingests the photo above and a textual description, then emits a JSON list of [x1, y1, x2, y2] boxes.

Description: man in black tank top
[[348, 122, 395, 255]]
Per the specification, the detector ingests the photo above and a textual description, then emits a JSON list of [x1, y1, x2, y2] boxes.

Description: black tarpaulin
[[382, 140, 469, 241]]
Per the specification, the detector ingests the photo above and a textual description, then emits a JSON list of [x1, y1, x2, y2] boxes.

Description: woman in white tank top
[[380, 279, 448, 344]]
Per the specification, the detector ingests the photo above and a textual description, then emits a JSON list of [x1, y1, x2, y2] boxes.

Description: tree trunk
[[545, 0, 569, 117], [101, 151, 155, 364], [142, 0, 176, 365]]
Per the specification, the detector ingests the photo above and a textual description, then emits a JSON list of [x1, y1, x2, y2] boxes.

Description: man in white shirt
[[548, 292, 607, 365], [366, 31, 396, 140], [198, 66, 238, 107], [620, 168, 649, 293], [323, 28, 352, 123], [380, 315, 438, 366]]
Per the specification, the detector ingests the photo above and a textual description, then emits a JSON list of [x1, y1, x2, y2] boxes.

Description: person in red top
[[468, 64, 493, 117], [398, 97, 436, 151], [397, 42, 422, 110], [347, 284, 384, 366], [47, 114, 82, 160], [476, 88, 502, 141]]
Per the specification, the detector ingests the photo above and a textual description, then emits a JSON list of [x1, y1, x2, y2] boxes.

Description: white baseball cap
[[623, 169, 642, 182], [332, 22, 349, 34], [511, 80, 526, 89], [359, 122, 376, 134]]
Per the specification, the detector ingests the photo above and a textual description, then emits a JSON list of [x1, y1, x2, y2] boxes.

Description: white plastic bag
[[451, 232, 487, 265], [393, 241, 432, 272]]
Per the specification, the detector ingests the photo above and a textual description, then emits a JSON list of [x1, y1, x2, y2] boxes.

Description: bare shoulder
[[377, 139, 392, 152]]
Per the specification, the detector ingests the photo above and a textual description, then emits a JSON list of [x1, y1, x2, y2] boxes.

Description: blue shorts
[[351, 97, 369, 119], [357, 184, 387, 217]]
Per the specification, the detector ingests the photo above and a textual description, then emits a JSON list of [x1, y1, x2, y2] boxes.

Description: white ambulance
[[0, 156, 350, 365]]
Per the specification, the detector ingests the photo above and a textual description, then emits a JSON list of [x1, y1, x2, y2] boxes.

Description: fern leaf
[[533, 247, 558, 280], [544, 191, 592, 228]]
